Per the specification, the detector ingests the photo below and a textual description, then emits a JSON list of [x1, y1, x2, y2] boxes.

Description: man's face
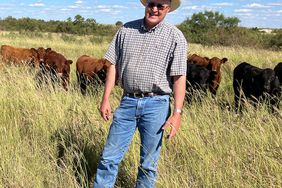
[[144, 0, 171, 28]]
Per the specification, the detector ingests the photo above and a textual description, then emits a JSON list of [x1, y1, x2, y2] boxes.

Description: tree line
[[0, 12, 281, 50], [0, 15, 119, 36], [177, 11, 282, 50]]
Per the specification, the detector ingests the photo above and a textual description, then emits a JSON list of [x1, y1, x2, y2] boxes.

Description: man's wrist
[[173, 108, 182, 115]]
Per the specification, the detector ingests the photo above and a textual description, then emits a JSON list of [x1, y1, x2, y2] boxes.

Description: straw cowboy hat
[[140, 0, 181, 12]]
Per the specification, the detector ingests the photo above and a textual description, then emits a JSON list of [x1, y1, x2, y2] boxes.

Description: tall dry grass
[[0, 31, 282, 188]]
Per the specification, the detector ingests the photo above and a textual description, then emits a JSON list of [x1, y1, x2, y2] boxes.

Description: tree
[[115, 21, 123, 27], [178, 11, 241, 45], [73, 14, 84, 25], [182, 11, 240, 32]]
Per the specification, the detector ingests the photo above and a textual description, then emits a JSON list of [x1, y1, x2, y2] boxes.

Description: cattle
[[274, 62, 282, 85], [233, 62, 281, 112], [0, 45, 51, 68], [76, 55, 111, 95], [186, 63, 216, 103], [37, 47, 52, 64], [187, 54, 228, 95], [36, 50, 73, 91], [187, 54, 210, 67]]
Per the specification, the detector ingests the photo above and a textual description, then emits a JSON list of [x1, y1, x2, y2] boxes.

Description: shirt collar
[[140, 18, 165, 32]]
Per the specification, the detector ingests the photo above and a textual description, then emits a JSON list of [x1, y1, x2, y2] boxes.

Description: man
[[94, 0, 187, 187]]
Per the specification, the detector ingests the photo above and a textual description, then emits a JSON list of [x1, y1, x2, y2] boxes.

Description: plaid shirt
[[104, 18, 188, 94]]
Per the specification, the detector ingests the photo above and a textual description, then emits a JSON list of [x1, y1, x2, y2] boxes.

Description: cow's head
[[30, 48, 40, 67], [208, 57, 228, 73], [94, 58, 111, 83], [258, 69, 277, 93], [58, 59, 72, 88], [37, 47, 52, 64], [30, 47, 52, 68]]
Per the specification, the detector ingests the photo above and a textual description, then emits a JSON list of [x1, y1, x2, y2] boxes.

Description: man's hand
[[162, 112, 181, 139], [99, 64, 116, 121], [100, 99, 112, 121]]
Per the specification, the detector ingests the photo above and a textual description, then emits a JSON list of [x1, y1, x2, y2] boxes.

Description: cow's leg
[[233, 80, 242, 113], [77, 71, 87, 95], [80, 75, 87, 95]]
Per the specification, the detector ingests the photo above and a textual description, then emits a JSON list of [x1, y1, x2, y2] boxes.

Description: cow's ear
[[221, 58, 228, 64], [46, 48, 52, 53], [30, 48, 37, 53], [204, 57, 210, 61], [66, 60, 73, 64]]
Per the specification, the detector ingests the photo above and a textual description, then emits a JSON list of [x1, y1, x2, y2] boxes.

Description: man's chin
[[147, 18, 160, 24]]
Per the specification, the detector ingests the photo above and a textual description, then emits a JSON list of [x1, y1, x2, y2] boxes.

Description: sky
[[0, 0, 282, 28]]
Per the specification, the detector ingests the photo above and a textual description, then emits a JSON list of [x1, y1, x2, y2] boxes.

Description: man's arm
[[100, 64, 116, 121], [162, 75, 186, 139]]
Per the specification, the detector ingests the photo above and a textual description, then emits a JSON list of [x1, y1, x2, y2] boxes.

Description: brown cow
[[187, 54, 228, 95], [187, 54, 210, 66], [1, 45, 51, 68], [37, 47, 52, 64], [36, 50, 73, 91], [76, 55, 111, 95]]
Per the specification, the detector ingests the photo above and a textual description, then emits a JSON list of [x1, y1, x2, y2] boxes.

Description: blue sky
[[0, 0, 282, 28]]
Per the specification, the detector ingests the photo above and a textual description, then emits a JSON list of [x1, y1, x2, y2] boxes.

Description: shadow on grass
[[51, 125, 136, 188]]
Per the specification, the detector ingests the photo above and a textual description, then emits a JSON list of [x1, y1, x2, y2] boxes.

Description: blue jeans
[[94, 95, 170, 188]]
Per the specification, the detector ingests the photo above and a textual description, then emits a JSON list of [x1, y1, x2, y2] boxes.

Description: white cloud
[[97, 5, 107, 9], [182, 6, 199, 10], [95, 4, 128, 13], [112, 5, 127, 9], [244, 3, 271, 8], [75, 0, 83, 4], [212, 3, 233, 7], [29, 3, 45, 7], [68, 5, 79, 9], [61, 8, 70, 11], [268, 3, 282, 6], [93, 5, 125, 15], [99, 8, 111, 13], [235, 9, 252, 13], [277, 10, 282, 13]]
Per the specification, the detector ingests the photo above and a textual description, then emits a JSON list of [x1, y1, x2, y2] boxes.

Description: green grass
[[0, 31, 282, 188]]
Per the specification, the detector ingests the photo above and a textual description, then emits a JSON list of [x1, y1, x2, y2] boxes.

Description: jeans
[[94, 95, 170, 188]]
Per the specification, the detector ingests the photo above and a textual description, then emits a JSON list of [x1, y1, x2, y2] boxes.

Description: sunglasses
[[146, 2, 169, 10]]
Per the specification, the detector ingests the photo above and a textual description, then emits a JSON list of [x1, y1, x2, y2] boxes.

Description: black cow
[[233, 62, 281, 112], [186, 63, 216, 103], [274, 62, 282, 85]]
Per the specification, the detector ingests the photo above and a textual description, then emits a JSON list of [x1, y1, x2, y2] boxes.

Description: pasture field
[[0, 31, 282, 188]]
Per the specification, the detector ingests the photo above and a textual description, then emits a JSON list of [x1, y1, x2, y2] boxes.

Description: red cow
[[76, 55, 111, 95], [187, 54, 228, 95], [37, 50, 73, 91], [1, 45, 51, 68]]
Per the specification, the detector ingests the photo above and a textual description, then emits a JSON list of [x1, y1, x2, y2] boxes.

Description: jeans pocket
[[153, 95, 170, 103]]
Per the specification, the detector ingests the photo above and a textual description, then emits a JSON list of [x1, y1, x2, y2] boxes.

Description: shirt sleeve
[[104, 29, 122, 65], [169, 30, 188, 76]]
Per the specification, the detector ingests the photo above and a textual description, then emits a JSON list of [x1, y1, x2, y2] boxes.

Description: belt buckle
[[132, 93, 141, 98], [147, 92, 154, 97], [133, 93, 138, 98], [133, 92, 146, 98]]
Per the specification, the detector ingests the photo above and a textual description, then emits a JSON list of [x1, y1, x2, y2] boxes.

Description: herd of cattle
[[187, 54, 282, 112], [1, 44, 282, 112]]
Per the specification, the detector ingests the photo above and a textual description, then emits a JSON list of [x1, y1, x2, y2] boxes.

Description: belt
[[123, 92, 166, 98]]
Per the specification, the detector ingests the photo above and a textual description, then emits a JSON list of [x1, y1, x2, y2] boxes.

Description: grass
[[0, 31, 282, 187]]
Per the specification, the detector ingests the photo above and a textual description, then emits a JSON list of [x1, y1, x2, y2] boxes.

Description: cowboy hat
[[140, 0, 181, 12]]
